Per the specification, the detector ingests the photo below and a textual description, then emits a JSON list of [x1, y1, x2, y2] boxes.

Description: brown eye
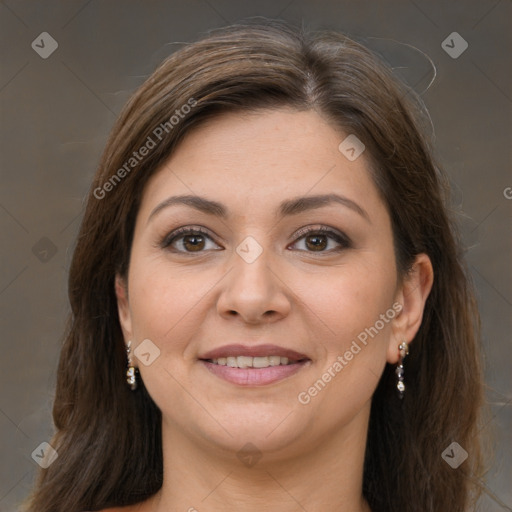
[[181, 234, 206, 252], [292, 227, 350, 253], [161, 227, 221, 253], [305, 234, 328, 251]]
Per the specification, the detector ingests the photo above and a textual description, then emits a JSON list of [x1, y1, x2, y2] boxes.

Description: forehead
[[137, 108, 384, 221]]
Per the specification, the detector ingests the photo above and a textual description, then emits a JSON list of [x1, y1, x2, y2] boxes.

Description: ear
[[115, 274, 133, 344], [387, 253, 434, 363]]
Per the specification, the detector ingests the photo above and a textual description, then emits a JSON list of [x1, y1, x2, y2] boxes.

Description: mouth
[[198, 344, 311, 386], [204, 355, 304, 368]]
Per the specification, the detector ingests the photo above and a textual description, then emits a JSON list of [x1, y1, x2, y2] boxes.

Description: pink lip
[[199, 344, 309, 361], [201, 360, 310, 386]]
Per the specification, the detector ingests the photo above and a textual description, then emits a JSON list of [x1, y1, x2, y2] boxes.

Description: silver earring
[[396, 341, 409, 399], [126, 340, 137, 390]]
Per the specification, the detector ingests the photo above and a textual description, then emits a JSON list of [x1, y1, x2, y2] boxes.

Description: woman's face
[[117, 108, 411, 460]]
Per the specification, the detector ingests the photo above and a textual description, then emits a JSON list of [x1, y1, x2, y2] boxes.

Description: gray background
[[0, 1, 510, 510]]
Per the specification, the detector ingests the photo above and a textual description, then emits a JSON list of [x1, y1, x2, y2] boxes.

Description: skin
[[113, 108, 433, 512]]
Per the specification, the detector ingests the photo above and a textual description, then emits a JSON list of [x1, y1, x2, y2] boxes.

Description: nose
[[216, 246, 292, 325]]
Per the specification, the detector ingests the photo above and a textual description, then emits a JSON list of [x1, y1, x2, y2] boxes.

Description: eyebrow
[[147, 193, 370, 224]]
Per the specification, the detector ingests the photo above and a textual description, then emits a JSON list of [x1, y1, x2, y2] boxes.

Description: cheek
[[127, 259, 209, 345], [126, 256, 236, 375], [307, 260, 397, 406], [303, 256, 397, 347], [296, 259, 396, 412]]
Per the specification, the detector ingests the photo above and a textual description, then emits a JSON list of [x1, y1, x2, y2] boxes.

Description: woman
[[24, 19, 485, 512]]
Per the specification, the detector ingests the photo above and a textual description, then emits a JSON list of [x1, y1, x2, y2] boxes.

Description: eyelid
[[159, 225, 221, 250], [290, 225, 351, 251], [159, 224, 351, 253]]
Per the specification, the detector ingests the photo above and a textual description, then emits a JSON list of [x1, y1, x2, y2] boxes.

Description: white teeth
[[210, 356, 296, 368], [237, 356, 252, 368], [252, 356, 269, 368], [268, 355, 281, 366]]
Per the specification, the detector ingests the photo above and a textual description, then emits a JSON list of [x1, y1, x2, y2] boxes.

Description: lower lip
[[200, 360, 309, 386]]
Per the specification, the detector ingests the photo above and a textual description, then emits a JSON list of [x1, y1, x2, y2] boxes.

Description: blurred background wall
[[0, 1, 510, 510]]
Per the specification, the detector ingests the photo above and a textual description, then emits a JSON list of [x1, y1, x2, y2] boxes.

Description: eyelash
[[159, 225, 351, 254]]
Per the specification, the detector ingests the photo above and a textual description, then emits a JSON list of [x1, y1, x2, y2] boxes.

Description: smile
[[198, 344, 311, 386], [200, 357, 310, 386], [206, 356, 299, 368]]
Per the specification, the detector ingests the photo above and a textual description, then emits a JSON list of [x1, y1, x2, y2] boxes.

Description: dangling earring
[[126, 340, 137, 390], [396, 340, 409, 399]]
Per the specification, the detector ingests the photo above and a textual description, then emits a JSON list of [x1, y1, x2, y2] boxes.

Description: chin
[[189, 404, 313, 458]]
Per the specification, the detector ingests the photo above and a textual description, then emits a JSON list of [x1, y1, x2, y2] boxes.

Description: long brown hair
[[23, 19, 485, 512]]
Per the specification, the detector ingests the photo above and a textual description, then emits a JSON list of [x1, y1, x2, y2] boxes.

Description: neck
[[148, 403, 372, 512]]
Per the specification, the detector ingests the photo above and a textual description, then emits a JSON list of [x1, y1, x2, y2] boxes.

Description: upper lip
[[199, 344, 310, 361]]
